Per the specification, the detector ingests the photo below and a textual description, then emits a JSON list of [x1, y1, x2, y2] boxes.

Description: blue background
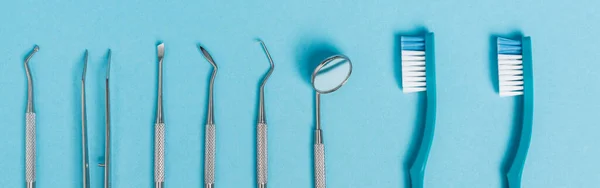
[[1, 0, 599, 187]]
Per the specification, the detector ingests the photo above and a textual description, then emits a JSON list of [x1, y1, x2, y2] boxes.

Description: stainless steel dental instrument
[[199, 45, 218, 188], [257, 40, 274, 188], [24, 45, 39, 188], [311, 55, 352, 188], [98, 50, 112, 188], [155, 43, 166, 188], [81, 50, 91, 188]]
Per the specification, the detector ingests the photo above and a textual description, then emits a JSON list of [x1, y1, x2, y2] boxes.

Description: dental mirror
[[310, 54, 352, 188], [311, 55, 352, 94]]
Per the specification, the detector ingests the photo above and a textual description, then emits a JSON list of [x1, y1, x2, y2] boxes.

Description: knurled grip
[[204, 123, 216, 184], [314, 143, 326, 188], [25, 112, 36, 183], [154, 123, 165, 183], [257, 123, 268, 184]]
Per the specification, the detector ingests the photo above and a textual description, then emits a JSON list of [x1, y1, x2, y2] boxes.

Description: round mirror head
[[311, 55, 352, 94]]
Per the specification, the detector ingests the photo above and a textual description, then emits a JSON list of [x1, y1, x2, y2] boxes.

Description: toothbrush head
[[497, 37, 524, 97], [400, 35, 427, 93]]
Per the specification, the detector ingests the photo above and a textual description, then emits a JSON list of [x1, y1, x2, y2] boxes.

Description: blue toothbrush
[[401, 32, 437, 188], [497, 36, 534, 188]]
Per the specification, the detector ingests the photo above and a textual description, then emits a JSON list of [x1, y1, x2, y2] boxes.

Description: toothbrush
[[497, 36, 534, 188], [401, 33, 437, 188]]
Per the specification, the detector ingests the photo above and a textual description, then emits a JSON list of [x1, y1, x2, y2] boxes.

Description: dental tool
[[98, 50, 112, 188], [81, 50, 91, 188], [155, 43, 166, 188], [257, 40, 274, 188], [199, 45, 218, 188], [24, 45, 39, 188]]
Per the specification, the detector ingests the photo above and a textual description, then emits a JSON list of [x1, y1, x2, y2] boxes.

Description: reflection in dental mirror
[[312, 55, 352, 94]]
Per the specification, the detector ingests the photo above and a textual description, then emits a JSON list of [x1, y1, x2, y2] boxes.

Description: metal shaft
[[315, 92, 322, 144], [98, 50, 112, 188], [81, 50, 91, 188]]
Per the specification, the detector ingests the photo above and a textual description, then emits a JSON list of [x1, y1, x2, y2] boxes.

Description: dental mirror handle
[[155, 123, 165, 188], [204, 123, 216, 188], [314, 135, 326, 188], [257, 122, 268, 188], [25, 112, 36, 188]]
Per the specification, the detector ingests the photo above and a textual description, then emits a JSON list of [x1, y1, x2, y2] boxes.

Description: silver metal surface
[[24, 45, 38, 187], [81, 50, 91, 188], [200, 45, 217, 126], [26, 182, 35, 188], [310, 55, 352, 188], [204, 183, 214, 188], [25, 113, 36, 186], [257, 39, 274, 187], [104, 50, 112, 188], [97, 50, 112, 188], [154, 43, 166, 186], [314, 143, 326, 188], [199, 45, 218, 187], [156, 43, 165, 124], [258, 183, 267, 188], [155, 182, 164, 188], [25, 45, 39, 113], [257, 40, 274, 124]]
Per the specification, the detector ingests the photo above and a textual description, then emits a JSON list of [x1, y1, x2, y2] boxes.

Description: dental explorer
[[24, 45, 39, 188], [257, 40, 274, 188], [155, 43, 166, 188], [200, 45, 217, 188]]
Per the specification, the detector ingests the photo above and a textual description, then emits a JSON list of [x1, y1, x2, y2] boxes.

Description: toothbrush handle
[[204, 123, 216, 187], [257, 123, 268, 187], [25, 112, 36, 188], [154, 123, 165, 187], [314, 143, 326, 188], [409, 111, 435, 188]]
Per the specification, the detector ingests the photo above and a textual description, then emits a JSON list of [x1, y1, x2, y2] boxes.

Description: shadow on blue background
[[394, 27, 428, 188], [490, 32, 524, 188]]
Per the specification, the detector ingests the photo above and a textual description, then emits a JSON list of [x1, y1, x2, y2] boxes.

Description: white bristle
[[498, 52, 523, 97], [402, 61, 426, 66], [401, 50, 426, 93]]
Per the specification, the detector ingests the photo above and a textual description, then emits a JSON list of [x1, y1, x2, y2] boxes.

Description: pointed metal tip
[[33, 45, 39, 52], [106, 49, 112, 79], [82, 50, 88, 80], [198, 45, 217, 69], [256, 38, 264, 44]]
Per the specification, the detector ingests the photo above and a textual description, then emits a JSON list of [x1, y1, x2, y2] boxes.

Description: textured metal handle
[[257, 123, 268, 185], [204, 123, 216, 185], [314, 143, 326, 188], [154, 123, 165, 184], [25, 113, 36, 186]]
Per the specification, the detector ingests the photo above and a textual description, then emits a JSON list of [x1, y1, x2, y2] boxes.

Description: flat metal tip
[[157, 43, 164, 58]]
